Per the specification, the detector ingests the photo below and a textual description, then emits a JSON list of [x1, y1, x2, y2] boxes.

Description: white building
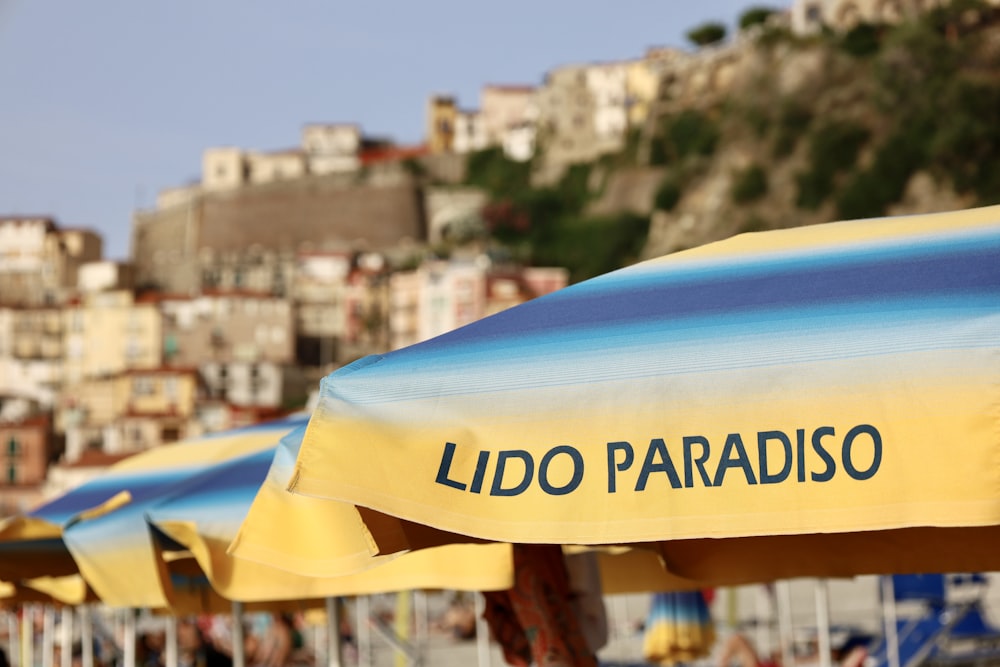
[[199, 361, 307, 409], [200, 124, 364, 192], [503, 122, 538, 163], [453, 110, 489, 154], [301, 124, 362, 174], [245, 150, 307, 184], [586, 62, 630, 144], [78, 261, 135, 293], [480, 85, 537, 146], [388, 260, 487, 350]]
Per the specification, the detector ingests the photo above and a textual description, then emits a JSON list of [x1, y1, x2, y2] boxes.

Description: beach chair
[[866, 574, 1000, 667]]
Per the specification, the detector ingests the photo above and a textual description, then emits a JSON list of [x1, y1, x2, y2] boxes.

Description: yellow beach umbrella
[[232, 204, 1000, 586]]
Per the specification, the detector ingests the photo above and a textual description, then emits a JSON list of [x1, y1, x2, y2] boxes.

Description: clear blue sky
[[0, 0, 762, 261]]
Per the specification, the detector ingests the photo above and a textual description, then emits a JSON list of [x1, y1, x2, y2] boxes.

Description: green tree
[[687, 22, 728, 47], [739, 6, 778, 30], [731, 165, 769, 204]]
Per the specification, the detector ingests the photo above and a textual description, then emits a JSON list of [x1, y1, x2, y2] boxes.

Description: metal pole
[[8, 610, 19, 667], [777, 581, 795, 667], [755, 585, 771, 658], [79, 607, 93, 667], [231, 602, 245, 667], [41, 607, 54, 667], [814, 580, 832, 667], [22, 605, 34, 667], [356, 596, 371, 667], [164, 616, 178, 667], [413, 591, 428, 667], [325, 598, 343, 667], [123, 610, 136, 667], [393, 592, 410, 667], [881, 577, 901, 667], [474, 593, 491, 667], [59, 609, 72, 667]]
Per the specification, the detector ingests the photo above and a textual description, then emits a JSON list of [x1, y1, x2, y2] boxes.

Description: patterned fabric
[[483, 544, 599, 667]]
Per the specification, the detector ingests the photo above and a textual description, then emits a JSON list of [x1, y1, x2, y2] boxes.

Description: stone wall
[[132, 173, 426, 295]]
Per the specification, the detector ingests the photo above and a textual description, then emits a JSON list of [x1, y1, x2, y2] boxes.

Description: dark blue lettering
[[758, 431, 792, 484], [539, 446, 584, 496], [635, 439, 682, 491], [796, 429, 806, 482], [607, 441, 634, 493], [470, 450, 490, 494], [713, 434, 758, 486], [842, 424, 882, 480], [683, 436, 713, 488], [435, 442, 466, 491], [811, 427, 836, 482], [491, 450, 534, 496]]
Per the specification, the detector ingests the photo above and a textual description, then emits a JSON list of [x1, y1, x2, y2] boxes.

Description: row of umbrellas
[[0, 416, 525, 612], [0, 416, 687, 665], [3, 203, 1000, 666]]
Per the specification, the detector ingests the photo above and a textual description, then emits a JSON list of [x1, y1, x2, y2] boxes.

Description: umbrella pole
[[393, 591, 410, 667], [414, 590, 428, 665], [80, 607, 93, 667], [22, 605, 34, 667], [880, 577, 901, 667], [755, 585, 771, 657], [776, 581, 795, 667], [325, 597, 343, 667], [356, 596, 371, 667], [8, 609, 19, 667], [41, 605, 54, 667], [122, 609, 136, 667], [164, 616, 178, 667], [231, 601, 245, 667], [473, 592, 491, 667], [814, 580, 832, 667], [60, 608, 73, 667]]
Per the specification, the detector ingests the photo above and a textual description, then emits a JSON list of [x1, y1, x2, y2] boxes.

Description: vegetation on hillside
[[451, 0, 1000, 283]]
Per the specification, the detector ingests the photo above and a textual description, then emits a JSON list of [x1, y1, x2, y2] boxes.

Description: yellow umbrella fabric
[[48, 420, 513, 612], [38, 416, 303, 610], [144, 426, 515, 603], [233, 204, 1000, 585]]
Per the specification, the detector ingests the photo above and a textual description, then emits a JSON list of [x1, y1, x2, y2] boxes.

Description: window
[[7, 436, 18, 457], [133, 377, 155, 396], [7, 464, 16, 484]]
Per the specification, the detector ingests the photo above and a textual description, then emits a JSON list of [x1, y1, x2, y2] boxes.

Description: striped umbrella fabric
[[144, 425, 516, 605], [642, 591, 716, 666], [232, 205, 1000, 585], [20, 415, 305, 610]]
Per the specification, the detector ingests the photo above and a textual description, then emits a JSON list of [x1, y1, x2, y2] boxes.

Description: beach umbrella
[[231, 203, 1000, 587], [21, 415, 305, 611], [142, 425, 516, 604], [642, 590, 716, 666]]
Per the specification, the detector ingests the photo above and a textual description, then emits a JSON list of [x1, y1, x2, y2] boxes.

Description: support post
[[814, 580, 832, 667], [325, 597, 343, 667], [474, 593, 491, 667], [231, 602, 245, 667]]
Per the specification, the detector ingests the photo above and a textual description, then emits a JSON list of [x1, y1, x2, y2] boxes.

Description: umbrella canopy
[[233, 204, 1000, 585], [144, 425, 516, 604], [25, 415, 305, 610], [642, 591, 716, 666]]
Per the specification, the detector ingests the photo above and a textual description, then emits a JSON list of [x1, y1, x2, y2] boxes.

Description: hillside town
[[0, 0, 994, 516]]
